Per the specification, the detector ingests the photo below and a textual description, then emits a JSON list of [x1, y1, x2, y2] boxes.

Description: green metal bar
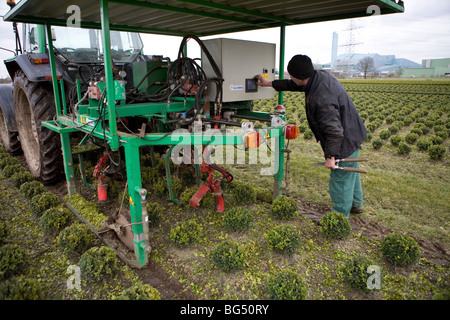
[[60, 132, 77, 196], [59, 80, 67, 115], [100, 0, 119, 150], [76, 79, 82, 101], [278, 24, 286, 106], [164, 145, 179, 203], [174, 0, 297, 25], [123, 141, 148, 267], [110, 0, 274, 28], [272, 128, 285, 199], [36, 25, 46, 54], [45, 23, 62, 117]]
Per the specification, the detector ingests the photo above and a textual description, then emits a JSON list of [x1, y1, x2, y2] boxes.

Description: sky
[[0, 0, 449, 78]]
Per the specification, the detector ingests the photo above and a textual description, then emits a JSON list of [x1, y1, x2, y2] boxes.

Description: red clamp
[[189, 157, 232, 213], [94, 152, 110, 202]]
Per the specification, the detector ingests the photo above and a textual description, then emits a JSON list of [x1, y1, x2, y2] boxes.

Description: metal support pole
[[123, 141, 148, 267], [278, 24, 286, 106], [45, 23, 62, 116], [100, 0, 119, 150], [272, 128, 285, 199]]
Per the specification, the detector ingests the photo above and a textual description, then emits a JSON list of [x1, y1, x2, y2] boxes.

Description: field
[[0, 79, 449, 302]]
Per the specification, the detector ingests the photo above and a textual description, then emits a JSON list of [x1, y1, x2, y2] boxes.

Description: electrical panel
[[201, 38, 276, 102]]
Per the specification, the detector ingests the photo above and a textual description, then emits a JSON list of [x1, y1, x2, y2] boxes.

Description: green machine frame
[[4, 0, 404, 268]]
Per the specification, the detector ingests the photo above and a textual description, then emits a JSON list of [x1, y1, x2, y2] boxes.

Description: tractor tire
[[13, 71, 63, 184], [0, 106, 22, 155]]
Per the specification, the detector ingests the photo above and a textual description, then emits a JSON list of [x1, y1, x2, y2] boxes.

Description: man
[[256, 54, 367, 218]]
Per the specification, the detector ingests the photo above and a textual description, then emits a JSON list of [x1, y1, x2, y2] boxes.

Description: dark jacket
[[272, 70, 367, 159]]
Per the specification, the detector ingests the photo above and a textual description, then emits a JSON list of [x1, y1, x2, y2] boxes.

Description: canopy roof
[[4, 0, 405, 36]]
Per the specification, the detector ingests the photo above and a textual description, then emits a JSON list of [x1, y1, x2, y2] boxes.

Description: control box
[[201, 38, 276, 102]]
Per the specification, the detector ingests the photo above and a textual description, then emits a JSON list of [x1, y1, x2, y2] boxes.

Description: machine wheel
[[13, 71, 63, 184], [0, 106, 22, 155]]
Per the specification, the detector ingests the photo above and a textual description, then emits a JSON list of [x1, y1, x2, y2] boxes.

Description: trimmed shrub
[[390, 135, 402, 147], [319, 212, 351, 239], [11, 171, 34, 188], [39, 206, 72, 233], [231, 180, 257, 205], [223, 207, 254, 232], [405, 133, 419, 145], [146, 202, 163, 228], [428, 145, 446, 160], [397, 142, 412, 155], [417, 138, 431, 151], [30, 192, 60, 216], [169, 219, 202, 248], [0, 275, 48, 300], [430, 135, 444, 145], [1, 164, 25, 178], [57, 224, 94, 255], [379, 130, 391, 140], [266, 269, 308, 300], [20, 180, 45, 199], [255, 186, 273, 203], [79, 246, 118, 280], [0, 156, 19, 170], [210, 240, 245, 273], [342, 256, 380, 291], [266, 225, 301, 256], [372, 138, 383, 150], [0, 244, 27, 279], [381, 233, 420, 267], [119, 283, 161, 300], [270, 195, 298, 220], [303, 129, 313, 139]]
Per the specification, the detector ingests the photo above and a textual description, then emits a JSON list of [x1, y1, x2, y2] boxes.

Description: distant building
[[395, 58, 450, 78], [322, 53, 421, 77]]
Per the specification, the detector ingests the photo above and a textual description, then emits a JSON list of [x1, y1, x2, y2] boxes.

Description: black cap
[[287, 55, 315, 80]]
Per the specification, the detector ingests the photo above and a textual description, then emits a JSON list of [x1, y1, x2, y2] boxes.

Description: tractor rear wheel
[[0, 106, 22, 155], [13, 71, 63, 184]]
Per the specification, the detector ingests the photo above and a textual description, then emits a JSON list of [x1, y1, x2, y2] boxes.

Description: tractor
[[0, 0, 404, 268]]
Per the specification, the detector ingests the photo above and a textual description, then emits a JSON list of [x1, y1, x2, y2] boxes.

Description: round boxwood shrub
[[0, 275, 48, 300], [390, 135, 402, 147], [405, 133, 419, 145], [231, 180, 257, 205], [417, 138, 431, 151], [169, 219, 202, 248], [1, 164, 25, 178], [79, 246, 118, 280], [19, 180, 46, 199], [39, 206, 72, 233], [118, 283, 161, 300], [430, 135, 444, 145], [210, 240, 245, 273], [266, 225, 301, 256], [428, 145, 446, 160], [270, 195, 298, 220], [0, 244, 27, 279], [379, 130, 391, 140], [146, 202, 163, 228], [371, 138, 383, 150], [30, 192, 60, 216], [266, 269, 308, 300], [319, 212, 351, 239], [397, 142, 412, 155], [223, 207, 254, 232], [57, 224, 94, 255], [342, 256, 380, 291], [381, 233, 420, 267], [303, 129, 313, 139], [11, 171, 34, 188]]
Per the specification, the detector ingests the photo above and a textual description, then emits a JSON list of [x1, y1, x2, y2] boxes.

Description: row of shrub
[[0, 148, 161, 300]]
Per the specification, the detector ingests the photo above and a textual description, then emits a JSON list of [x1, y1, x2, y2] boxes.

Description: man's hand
[[325, 157, 336, 170], [254, 74, 272, 87]]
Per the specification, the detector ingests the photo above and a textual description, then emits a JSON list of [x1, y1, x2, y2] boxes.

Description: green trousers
[[329, 149, 363, 218]]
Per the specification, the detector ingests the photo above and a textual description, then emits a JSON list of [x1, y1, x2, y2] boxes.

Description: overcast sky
[[0, 0, 449, 78]]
